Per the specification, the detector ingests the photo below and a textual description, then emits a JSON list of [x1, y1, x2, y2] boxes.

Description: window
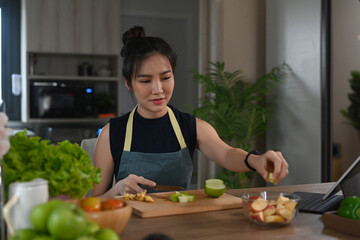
[[0, 8, 2, 107], [0, 0, 21, 119]]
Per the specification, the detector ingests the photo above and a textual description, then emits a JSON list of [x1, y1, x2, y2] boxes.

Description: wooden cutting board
[[124, 189, 243, 218]]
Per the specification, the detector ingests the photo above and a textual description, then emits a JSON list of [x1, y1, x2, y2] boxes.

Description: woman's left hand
[[249, 150, 289, 184]]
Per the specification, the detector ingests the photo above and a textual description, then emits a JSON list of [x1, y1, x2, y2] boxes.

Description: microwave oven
[[30, 80, 96, 119]]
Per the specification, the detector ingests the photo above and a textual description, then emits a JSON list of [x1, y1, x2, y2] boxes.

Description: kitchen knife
[[139, 184, 184, 192]]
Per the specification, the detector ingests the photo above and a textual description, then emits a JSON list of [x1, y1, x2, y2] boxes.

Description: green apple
[[47, 203, 88, 240], [32, 236, 56, 240], [95, 228, 120, 240], [84, 221, 100, 236], [76, 236, 97, 240], [9, 228, 39, 240], [31, 199, 65, 233]]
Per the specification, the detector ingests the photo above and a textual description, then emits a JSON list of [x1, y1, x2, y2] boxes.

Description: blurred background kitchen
[[1, 0, 359, 188]]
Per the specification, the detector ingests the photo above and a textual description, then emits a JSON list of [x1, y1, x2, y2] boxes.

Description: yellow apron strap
[[123, 106, 187, 151], [167, 106, 187, 149], [123, 107, 136, 152]]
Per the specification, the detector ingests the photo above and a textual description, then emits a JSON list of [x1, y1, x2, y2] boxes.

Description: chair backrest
[[81, 138, 98, 196], [80, 138, 98, 164]]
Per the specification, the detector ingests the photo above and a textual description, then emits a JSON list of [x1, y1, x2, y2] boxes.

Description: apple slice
[[284, 200, 297, 213], [278, 208, 293, 221], [251, 198, 268, 211], [245, 202, 253, 212], [276, 196, 290, 204], [263, 205, 276, 217], [268, 200, 277, 206], [265, 215, 285, 223], [250, 211, 264, 222], [276, 202, 286, 212]]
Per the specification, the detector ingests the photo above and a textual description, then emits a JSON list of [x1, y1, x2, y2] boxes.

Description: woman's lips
[[151, 98, 164, 104]]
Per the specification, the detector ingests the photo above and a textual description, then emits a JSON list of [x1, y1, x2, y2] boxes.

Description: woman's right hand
[[115, 174, 156, 195]]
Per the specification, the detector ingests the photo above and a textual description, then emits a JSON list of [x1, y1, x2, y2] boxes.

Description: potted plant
[[95, 93, 116, 118], [192, 61, 287, 188], [2, 130, 101, 200], [340, 71, 360, 132]]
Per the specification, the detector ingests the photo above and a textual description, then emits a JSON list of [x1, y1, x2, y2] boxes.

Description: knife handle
[[138, 184, 150, 190]]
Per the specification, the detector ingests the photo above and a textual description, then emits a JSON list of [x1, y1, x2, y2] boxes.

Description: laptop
[[294, 155, 360, 214]]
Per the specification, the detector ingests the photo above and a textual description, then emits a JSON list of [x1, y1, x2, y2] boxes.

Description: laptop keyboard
[[294, 191, 343, 214]]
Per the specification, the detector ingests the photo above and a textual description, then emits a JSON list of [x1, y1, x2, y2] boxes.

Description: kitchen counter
[[120, 182, 358, 240]]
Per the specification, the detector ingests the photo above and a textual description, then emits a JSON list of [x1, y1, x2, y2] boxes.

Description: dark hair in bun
[[120, 26, 177, 87]]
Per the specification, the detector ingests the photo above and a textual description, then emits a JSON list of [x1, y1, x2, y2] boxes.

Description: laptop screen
[[323, 155, 360, 200]]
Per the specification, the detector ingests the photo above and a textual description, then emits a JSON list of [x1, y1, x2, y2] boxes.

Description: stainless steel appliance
[[30, 80, 96, 119]]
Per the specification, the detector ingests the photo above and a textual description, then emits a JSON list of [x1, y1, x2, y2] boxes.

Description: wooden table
[[120, 183, 358, 240]]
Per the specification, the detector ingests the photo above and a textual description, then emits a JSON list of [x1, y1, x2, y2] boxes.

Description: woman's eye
[[139, 80, 150, 83], [162, 76, 171, 81]]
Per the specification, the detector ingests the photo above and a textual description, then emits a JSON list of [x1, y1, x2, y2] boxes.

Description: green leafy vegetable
[[2, 130, 101, 199]]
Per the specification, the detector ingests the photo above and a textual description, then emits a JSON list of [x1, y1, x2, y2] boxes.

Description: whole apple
[[32, 236, 56, 240], [31, 199, 65, 233], [9, 228, 40, 240], [47, 203, 88, 239], [83, 221, 100, 236], [76, 237, 97, 240], [95, 228, 120, 240]]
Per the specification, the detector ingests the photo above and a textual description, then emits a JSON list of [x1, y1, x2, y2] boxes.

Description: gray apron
[[116, 106, 193, 190]]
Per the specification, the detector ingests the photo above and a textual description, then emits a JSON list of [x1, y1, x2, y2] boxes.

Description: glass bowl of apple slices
[[240, 192, 301, 227]]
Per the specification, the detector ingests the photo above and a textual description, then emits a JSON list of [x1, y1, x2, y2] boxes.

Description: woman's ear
[[124, 79, 132, 91]]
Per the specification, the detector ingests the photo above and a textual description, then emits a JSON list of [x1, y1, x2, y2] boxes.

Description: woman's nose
[[152, 80, 163, 94]]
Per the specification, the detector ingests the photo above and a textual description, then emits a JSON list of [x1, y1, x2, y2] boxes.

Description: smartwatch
[[244, 149, 261, 172]]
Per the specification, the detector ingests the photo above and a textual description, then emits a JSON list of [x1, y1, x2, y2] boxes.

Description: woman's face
[[127, 53, 175, 118]]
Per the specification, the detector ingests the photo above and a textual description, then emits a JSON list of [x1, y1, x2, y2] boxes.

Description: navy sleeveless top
[[109, 105, 197, 180]]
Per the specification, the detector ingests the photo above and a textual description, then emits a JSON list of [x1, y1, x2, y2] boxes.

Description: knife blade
[[139, 184, 184, 192]]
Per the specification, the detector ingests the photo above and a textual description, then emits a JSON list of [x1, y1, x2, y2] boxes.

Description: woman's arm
[[92, 124, 117, 197], [196, 118, 289, 184], [92, 124, 156, 197]]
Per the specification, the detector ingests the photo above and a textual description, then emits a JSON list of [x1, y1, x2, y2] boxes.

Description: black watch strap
[[244, 149, 261, 172]]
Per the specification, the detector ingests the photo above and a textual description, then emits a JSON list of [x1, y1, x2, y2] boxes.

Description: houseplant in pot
[[340, 70, 360, 133], [192, 61, 287, 188]]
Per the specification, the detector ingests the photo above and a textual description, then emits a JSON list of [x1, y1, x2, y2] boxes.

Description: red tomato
[[79, 197, 101, 212], [101, 199, 124, 211]]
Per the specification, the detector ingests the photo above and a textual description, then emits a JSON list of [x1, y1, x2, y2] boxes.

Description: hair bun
[[122, 26, 146, 45]]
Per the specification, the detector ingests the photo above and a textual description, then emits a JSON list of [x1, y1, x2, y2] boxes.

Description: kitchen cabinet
[[23, 0, 121, 54], [21, 52, 121, 123], [20, 0, 122, 123]]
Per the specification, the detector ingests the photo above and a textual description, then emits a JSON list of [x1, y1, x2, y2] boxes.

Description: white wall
[[266, 0, 322, 185]]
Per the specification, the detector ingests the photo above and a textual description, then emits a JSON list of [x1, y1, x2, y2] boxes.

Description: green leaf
[[341, 71, 360, 131], [2, 130, 102, 200]]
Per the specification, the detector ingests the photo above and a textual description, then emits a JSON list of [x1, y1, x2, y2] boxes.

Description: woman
[[92, 26, 289, 197]]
